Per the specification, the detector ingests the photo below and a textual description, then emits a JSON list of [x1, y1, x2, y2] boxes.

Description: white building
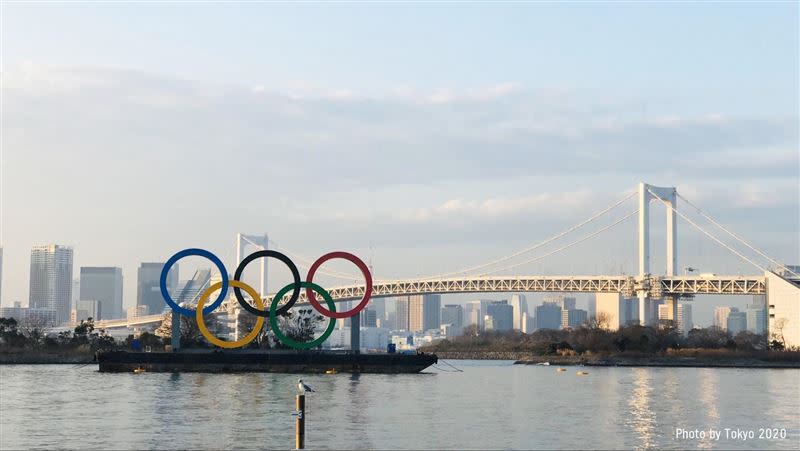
[[766, 271, 800, 348], [509, 294, 529, 331], [29, 245, 74, 324], [324, 327, 389, 351], [747, 295, 767, 336]]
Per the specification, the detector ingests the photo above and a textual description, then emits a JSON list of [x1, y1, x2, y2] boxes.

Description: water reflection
[[627, 368, 656, 449], [697, 368, 720, 450]]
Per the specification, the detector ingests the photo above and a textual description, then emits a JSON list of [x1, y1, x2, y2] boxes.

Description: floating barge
[[97, 350, 438, 373]]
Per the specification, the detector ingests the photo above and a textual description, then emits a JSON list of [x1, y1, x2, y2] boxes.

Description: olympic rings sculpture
[[159, 248, 373, 350]]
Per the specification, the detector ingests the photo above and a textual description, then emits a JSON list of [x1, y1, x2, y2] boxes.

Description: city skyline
[[1, 3, 798, 328]]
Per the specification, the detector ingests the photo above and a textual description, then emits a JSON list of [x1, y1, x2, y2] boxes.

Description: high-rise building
[[543, 294, 576, 311], [714, 306, 734, 331], [561, 309, 588, 329], [29, 244, 74, 324], [395, 297, 410, 331], [464, 301, 482, 328], [747, 295, 767, 336], [534, 302, 562, 330], [371, 298, 386, 327], [587, 294, 596, 319], [80, 267, 123, 320], [137, 262, 178, 317], [441, 304, 464, 332], [508, 294, 529, 331], [727, 309, 747, 337], [486, 301, 513, 331], [395, 295, 441, 332], [408, 294, 441, 332], [521, 311, 533, 333], [73, 299, 102, 322], [464, 299, 493, 330], [766, 270, 800, 348], [361, 308, 378, 328], [658, 302, 692, 335]]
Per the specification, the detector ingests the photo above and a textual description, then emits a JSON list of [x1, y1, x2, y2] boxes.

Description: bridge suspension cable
[[266, 238, 371, 282], [418, 190, 637, 280], [648, 189, 769, 274], [677, 193, 799, 278], [478, 209, 639, 276]]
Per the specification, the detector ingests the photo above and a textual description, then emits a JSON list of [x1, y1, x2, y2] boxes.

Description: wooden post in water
[[295, 394, 305, 449]]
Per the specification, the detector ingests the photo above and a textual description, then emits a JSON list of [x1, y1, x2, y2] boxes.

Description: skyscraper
[[508, 294, 529, 331], [465, 299, 493, 330], [543, 294, 576, 311], [371, 298, 386, 327], [137, 262, 178, 316], [486, 301, 513, 331], [80, 267, 123, 320], [29, 244, 73, 324], [561, 308, 588, 329], [441, 304, 464, 332], [727, 309, 747, 336], [395, 297, 410, 331], [714, 306, 733, 331], [396, 294, 441, 332], [658, 302, 692, 335], [747, 295, 767, 336], [534, 302, 562, 330], [361, 308, 378, 327]]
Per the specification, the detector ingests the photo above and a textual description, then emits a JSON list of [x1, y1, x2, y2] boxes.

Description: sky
[[1, 3, 798, 326]]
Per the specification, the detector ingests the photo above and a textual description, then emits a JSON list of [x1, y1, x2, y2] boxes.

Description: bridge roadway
[[94, 275, 766, 329]]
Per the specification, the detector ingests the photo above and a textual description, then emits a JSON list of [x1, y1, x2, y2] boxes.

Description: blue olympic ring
[[160, 248, 229, 317]]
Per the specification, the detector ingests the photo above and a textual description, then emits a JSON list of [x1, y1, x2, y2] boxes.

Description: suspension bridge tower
[[236, 233, 270, 297], [638, 182, 679, 326]]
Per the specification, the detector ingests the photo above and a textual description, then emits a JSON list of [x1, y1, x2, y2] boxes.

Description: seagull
[[297, 379, 315, 393]]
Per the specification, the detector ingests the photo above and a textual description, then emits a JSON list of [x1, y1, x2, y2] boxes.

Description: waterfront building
[[486, 301, 513, 331], [561, 308, 588, 329], [137, 262, 178, 316], [80, 267, 123, 320], [508, 294, 529, 331], [441, 304, 464, 333], [534, 301, 562, 330], [714, 306, 733, 331], [29, 244, 73, 324], [325, 327, 389, 351], [727, 309, 747, 336], [0, 304, 58, 327]]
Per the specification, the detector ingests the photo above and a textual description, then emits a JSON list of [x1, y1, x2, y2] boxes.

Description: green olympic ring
[[270, 281, 337, 350]]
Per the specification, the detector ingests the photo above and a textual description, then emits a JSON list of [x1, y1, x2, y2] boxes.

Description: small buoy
[[556, 368, 567, 372], [133, 367, 146, 374], [576, 371, 589, 375], [325, 368, 338, 374]]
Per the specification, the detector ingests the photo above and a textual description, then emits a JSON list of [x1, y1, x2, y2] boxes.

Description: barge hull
[[97, 351, 437, 374]]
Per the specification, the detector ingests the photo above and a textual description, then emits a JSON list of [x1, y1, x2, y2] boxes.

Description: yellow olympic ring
[[196, 280, 264, 349]]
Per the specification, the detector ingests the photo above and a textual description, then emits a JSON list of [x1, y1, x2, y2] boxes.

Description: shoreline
[[429, 351, 800, 368]]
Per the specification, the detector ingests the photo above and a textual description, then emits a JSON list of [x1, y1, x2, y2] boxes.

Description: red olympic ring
[[306, 251, 373, 319]]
